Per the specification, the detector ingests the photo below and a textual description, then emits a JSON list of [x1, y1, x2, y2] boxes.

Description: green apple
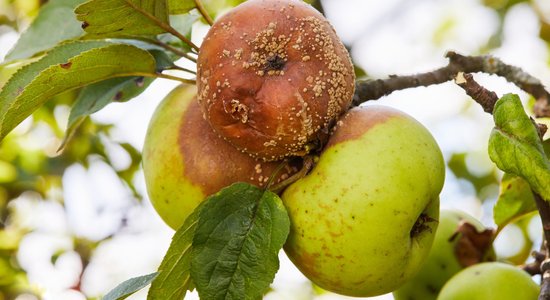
[[142, 85, 298, 229], [437, 262, 539, 300], [394, 209, 496, 300], [282, 105, 445, 297]]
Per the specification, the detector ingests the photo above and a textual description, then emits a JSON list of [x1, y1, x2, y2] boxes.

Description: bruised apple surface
[[197, 0, 355, 161], [142, 85, 298, 229], [282, 105, 445, 297]]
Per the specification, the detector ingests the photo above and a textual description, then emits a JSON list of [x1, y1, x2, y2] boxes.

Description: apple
[[393, 209, 496, 300], [197, 0, 355, 161], [281, 105, 445, 297], [437, 262, 539, 300], [142, 85, 299, 230]]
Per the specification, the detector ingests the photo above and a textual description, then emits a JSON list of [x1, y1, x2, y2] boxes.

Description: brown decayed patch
[[177, 97, 299, 196], [451, 221, 495, 267], [284, 244, 322, 280], [325, 105, 405, 149], [197, 0, 355, 161]]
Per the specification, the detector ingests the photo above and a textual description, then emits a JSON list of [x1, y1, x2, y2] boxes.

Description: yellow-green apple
[[394, 209, 496, 300], [197, 0, 355, 161], [282, 105, 445, 297], [437, 262, 539, 300], [142, 85, 298, 229]]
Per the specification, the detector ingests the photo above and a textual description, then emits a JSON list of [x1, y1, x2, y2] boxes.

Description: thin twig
[[194, 0, 214, 26], [541, 258, 550, 300], [169, 65, 197, 75], [523, 251, 546, 276], [123, 1, 200, 52], [353, 51, 550, 117], [132, 72, 196, 84], [454, 72, 498, 114], [144, 38, 198, 63], [534, 192, 550, 253]]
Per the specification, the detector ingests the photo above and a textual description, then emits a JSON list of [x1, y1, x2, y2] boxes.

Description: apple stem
[[269, 156, 315, 194], [352, 51, 550, 118]]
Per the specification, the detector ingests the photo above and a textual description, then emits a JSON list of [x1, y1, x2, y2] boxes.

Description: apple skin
[[142, 85, 298, 230], [281, 105, 445, 297], [437, 262, 539, 300], [197, 0, 355, 161], [393, 209, 496, 300]]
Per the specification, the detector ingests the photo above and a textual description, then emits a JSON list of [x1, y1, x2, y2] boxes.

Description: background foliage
[[0, 0, 549, 299]]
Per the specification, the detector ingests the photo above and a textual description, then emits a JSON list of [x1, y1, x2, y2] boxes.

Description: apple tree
[[0, 0, 549, 300]]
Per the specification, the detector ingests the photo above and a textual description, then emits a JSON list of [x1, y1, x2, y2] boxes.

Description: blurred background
[[0, 0, 549, 299]]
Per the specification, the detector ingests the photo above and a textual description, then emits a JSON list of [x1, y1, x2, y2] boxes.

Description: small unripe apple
[[282, 105, 445, 297], [197, 0, 355, 161], [437, 262, 539, 300], [142, 85, 298, 229], [393, 209, 496, 300]]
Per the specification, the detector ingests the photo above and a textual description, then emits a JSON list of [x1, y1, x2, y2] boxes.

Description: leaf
[[168, 0, 195, 14], [75, 0, 169, 38], [58, 48, 174, 150], [159, 14, 200, 52], [493, 173, 537, 229], [5, 0, 87, 62], [191, 182, 290, 300], [169, 0, 245, 19], [488, 93, 550, 201], [147, 203, 203, 300], [0, 41, 156, 141], [58, 48, 175, 149], [103, 272, 158, 300], [59, 76, 154, 150]]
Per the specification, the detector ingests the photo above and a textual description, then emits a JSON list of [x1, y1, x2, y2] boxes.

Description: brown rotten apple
[[197, 0, 355, 161], [142, 85, 299, 229]]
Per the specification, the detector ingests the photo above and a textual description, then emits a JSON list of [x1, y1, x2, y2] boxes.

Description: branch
[[353, 51, 550, 117], [542, 258, 550, 300], [523, 250, 546, 276], [452, 73, 550, 299], [535, 192, 550, 254], [454, 72, 498, 114]]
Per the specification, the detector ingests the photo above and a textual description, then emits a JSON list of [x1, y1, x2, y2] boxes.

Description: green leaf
[[75, 0, 169, 38], [59, 76, 154, 150], [159, 14, 200, 52], [191, 182, 290, 300], [5, 0, 87, 62], [147, 203, 203, 300], [488, 93, 550, 201], [169, 0, 245, 19], [0, 41, 156, 141], [168, 0, 195, 14], [103, 272, 158, 300], [493, 173, 537, 229], [58, 48, 172, 150]]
